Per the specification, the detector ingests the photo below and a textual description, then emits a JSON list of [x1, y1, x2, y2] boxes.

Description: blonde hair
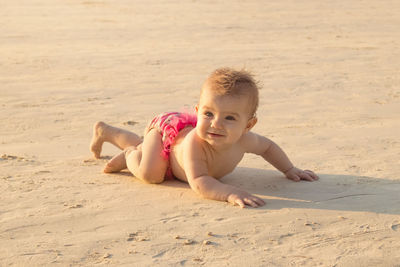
[[201, 67, 260, 117]]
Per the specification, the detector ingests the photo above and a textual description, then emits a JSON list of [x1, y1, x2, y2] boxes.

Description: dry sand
[[1, 0, 400, 266]]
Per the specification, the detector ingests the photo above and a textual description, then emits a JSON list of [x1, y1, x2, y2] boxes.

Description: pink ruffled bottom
[[146, 112, 197, 160]]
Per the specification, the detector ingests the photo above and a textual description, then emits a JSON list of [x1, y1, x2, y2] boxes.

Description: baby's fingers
[[234, 198, 245, 208], [252, 196, 266, 206], [244, 198, 258, 208], [305, 170, 319, 180], [288, 174, 301, 182], [245, 197, 266, 208], [300, 173, 314, 181], [300, 171, 319, 181]]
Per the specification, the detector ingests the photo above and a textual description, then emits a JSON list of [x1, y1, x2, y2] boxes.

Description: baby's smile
[[207, 132, 225, 138]]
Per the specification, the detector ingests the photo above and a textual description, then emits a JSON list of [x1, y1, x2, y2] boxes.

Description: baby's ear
[[245, 117, 257, 132]]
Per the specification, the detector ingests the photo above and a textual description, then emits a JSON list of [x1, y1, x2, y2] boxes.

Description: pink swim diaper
[[146, 112, 197, 160]]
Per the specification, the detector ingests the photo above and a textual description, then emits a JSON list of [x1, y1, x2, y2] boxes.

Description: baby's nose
[[211, 118, 223, 128]]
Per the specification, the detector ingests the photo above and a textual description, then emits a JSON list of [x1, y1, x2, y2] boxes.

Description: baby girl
[[90, 67, 318, 208]]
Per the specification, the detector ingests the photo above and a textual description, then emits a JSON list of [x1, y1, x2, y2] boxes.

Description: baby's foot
[[103, 151, 127, 173], [90, 121, 107, 159]]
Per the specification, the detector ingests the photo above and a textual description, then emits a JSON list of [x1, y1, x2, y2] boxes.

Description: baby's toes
[[103, 162, 115, 173]]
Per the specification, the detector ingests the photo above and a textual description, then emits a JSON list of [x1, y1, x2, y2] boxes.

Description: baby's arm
[[183, 134, 265, 208], [187, 174, 264, 208], [243, 132, 318, 181]]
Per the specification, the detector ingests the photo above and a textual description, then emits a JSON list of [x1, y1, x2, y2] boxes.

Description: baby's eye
[[225, 116, 236, 121], [204, 111, 213, 117]]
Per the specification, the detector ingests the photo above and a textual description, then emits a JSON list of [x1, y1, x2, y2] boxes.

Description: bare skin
[[90, 121, 169, 184], [89, 80, 318, 208], [90, 121, 142, 158], [90, 88, 319, 208], [103, 150, 128, 173], [90, 121, 142, 173]]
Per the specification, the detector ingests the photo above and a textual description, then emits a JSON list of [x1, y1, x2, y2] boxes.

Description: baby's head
[[196, 68, 260, 147], [200, 67, 260, 118]]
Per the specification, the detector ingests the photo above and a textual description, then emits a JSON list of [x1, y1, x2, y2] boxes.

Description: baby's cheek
[[195, 126, 206, 139]]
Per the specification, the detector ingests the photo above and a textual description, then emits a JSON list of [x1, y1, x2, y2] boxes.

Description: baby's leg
[[125, 129, 168, 184], [103, 150, 128, 173], [90, 121, 142, 158], [103, 145, 141, 173]]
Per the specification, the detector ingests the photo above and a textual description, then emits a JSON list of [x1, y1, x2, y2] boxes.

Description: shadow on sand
[[110, 167, 400, 215], [223, 167, 400, 215], [160, 167, 399, 215]]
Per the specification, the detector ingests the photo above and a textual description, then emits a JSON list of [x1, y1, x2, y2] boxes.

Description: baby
[[90, 67, 318, 208]]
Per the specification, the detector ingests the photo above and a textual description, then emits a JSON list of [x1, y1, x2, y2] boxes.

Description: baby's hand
[[227, 190, 265, 208], [285, 167, 319, 182]]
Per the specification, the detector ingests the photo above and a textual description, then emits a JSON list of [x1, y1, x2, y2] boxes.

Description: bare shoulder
[[240, 131, 273, 155], [182, 129, 204, 154], [182, 130, 209, 178]]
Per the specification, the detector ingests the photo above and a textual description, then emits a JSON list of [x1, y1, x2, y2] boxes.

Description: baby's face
[[196, 87, 255, 148]]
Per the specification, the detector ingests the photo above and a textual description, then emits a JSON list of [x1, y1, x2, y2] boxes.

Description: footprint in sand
[[34, 170, 51, 175], [1, 154, 18, 160], [127, 231, 149, 242], [123, 120, 138, 126], [82, 158, 102, 166], [1, 154, 35, 163], [69, 204, 83, 209], [391, 223, 399, 231], [103, 253, 112, 259]]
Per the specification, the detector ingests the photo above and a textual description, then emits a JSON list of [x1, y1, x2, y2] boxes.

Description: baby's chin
[[204, 137, 237, 149]]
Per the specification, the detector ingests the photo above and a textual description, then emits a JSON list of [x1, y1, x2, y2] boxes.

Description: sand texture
[[1, 0, 400, 266]]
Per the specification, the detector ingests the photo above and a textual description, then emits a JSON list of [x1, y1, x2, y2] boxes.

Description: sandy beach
[[1, 0, 400, 266]]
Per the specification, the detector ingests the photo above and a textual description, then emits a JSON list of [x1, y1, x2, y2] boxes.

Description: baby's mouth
[[207, 132, 224, 138]]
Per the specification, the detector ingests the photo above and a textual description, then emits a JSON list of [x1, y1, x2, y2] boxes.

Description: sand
[[1, 0, 400, 266]]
